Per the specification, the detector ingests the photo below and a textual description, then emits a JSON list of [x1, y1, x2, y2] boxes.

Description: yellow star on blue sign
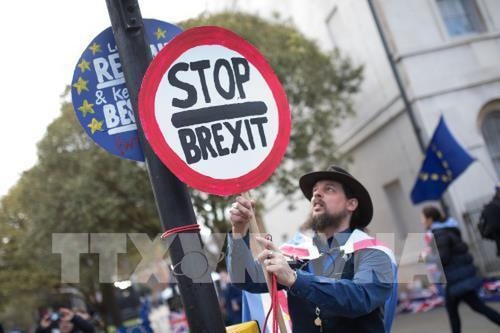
[[73, 77, 89, 95], [77, 59, 91, 73], [89, 42, 102, 55], [78, 99, 95, 117], [154, 27, 167, 40], [88, 118, 103, 134]]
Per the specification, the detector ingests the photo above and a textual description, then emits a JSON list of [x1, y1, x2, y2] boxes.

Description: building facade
[[236, 0, 500, 273], [327, 0, 500, 272]]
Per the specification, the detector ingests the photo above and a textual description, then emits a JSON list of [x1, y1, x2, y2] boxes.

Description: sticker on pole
[[139, 26, 291, 195], [71, 19, 182, 161]]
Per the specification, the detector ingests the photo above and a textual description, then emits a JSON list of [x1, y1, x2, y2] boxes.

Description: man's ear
[[347, 198, 358, 213]]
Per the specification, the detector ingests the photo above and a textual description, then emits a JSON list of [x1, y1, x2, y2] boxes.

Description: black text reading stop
[[168, 56, 269, 164]]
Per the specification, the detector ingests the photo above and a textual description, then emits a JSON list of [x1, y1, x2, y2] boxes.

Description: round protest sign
[[71, 19, 182, 161], [139, 26, 291, 195]]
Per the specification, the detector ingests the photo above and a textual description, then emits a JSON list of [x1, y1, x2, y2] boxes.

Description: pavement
[[150, 302, 500, 332], [392, 302, 500, 333]]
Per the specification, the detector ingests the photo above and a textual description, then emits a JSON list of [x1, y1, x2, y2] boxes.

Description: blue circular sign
[[71, 19, 182, 161]]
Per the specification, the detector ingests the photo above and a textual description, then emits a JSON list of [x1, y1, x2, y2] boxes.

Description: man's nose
[[312, 189, 323, 198]]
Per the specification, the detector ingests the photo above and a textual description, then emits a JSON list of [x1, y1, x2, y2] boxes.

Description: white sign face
[[139, 26, 290, 195], [154, 45, 279, 179]]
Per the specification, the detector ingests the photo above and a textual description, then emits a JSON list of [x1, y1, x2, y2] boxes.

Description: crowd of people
[[2, 169, 499, 333]]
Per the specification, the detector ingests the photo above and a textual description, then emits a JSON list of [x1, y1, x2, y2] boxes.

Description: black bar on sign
[[171, 101, 267, 128]]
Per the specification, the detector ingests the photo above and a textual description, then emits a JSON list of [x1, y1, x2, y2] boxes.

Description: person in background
[[36, 308, 94, 333], [220, 270, 243, 326], [421, 205, 500, 333], [139, 295, 153, 333], [479, 183, 500, 256]]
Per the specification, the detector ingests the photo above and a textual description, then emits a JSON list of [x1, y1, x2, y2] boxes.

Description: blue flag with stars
[[410, 116, 475, 204]]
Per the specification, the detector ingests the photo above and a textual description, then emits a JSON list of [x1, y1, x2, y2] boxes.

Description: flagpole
[[367, 0, 450, 215]]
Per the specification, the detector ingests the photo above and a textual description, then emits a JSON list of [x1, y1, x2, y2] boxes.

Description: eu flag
[[410, 116, 475, 204]]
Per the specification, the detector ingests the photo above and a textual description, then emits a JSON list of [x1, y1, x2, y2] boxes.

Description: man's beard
[[306, 209, 349, 233]]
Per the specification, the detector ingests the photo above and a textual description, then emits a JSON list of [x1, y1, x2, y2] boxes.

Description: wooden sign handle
[[242, 192, 288, 333]]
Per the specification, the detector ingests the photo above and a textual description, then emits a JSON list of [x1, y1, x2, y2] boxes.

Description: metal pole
[[104, 1, 225, 331], [367, 0, 449, 215], [367, 0, 425, 152]]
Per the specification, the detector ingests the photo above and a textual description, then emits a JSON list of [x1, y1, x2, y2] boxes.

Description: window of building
[[436, 0, 485, 36], [481, 110, 500, 179], [383, 179, 409, 238]]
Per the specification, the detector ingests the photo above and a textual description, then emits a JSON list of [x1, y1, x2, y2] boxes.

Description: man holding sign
[[227, 166, 397, 333]]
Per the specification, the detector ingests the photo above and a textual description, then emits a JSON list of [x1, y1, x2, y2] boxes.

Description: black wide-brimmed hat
[[299, 165, 373, 228]]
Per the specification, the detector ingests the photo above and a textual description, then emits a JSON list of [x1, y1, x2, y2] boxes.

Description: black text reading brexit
[[167, 57, 269, 165]]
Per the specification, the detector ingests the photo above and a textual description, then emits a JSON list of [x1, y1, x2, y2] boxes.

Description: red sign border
[[139, 26, 291, 196]]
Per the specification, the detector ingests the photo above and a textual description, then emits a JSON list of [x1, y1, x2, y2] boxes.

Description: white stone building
[[233, 0, 500, 273]]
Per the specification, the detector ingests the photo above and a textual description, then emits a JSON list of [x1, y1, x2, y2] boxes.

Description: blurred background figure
[[219, 270, 242, 326], [421, 205, 500, 333], [479, 184, 500, 256], [139, 295, 153, 333], [421, 225, 445, 298], [36, 308, 94, 333]]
